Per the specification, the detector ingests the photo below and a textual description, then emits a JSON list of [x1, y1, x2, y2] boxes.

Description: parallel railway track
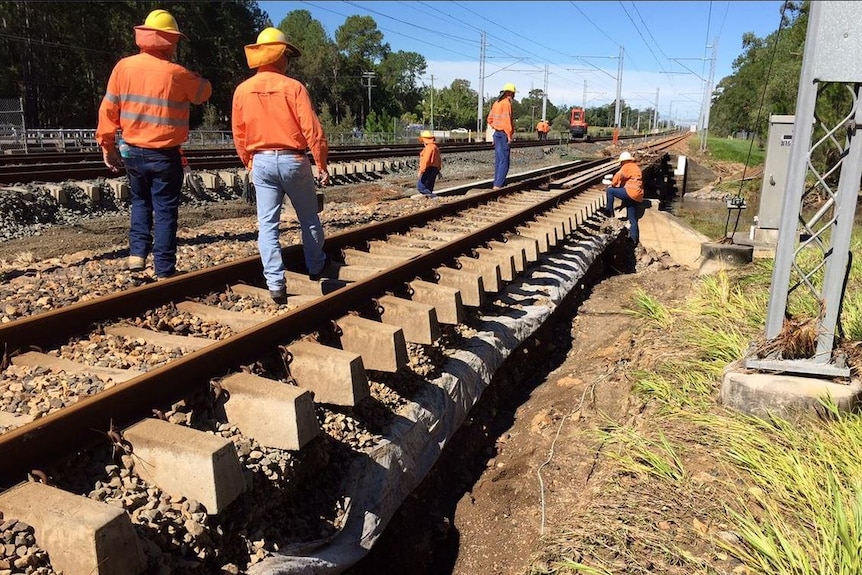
[[0, 133, 668, 185], [0, 134, 687, 574]]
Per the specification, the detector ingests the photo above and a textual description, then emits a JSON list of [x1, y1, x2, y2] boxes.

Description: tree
[[421, 79, 476, 129], [0, 1, 268, 128], [335, 15, 389, 126], [277, 10, 337, 113], [709, 2, 805, 139]]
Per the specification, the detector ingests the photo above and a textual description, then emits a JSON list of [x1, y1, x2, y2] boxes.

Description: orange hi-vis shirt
[[487, 98, 514, 140], [419, 141, 441, 173], [231, 66, 329, 172], [96, 52, 211, 149], [611, 162, 644, 203]]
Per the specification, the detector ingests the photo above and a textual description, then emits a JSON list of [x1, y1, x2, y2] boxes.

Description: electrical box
[[757, 115, 795, 231]]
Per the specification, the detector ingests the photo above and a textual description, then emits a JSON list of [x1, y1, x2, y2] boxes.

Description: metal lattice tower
[[746, 2, 862, 378]]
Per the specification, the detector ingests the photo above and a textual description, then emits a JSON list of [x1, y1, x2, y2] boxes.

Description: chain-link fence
[[0, 98, 26, 152]]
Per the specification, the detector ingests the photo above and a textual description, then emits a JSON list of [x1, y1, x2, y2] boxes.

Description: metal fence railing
[[0, 98, 26, 152]]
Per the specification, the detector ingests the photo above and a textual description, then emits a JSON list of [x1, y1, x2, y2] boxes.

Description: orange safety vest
[[97, 52, 211, 149], [611, 162, 644, 203], [419, 141, 442, 173], [487, 97, 514, 140], [231, 66, 329, 172]]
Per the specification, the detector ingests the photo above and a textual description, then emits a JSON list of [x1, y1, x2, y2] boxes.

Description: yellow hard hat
[[420, 130, 434, 139], [138, 9, 185, 37], [502, 82, 517, 94], [252, 27, 301, 57]]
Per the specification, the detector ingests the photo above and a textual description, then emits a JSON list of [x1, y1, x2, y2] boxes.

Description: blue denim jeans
[[493, 130, 510, 187], [123, 146, 183, 277], [606, 186, 640, 244], [251, 153, 326, 291], [417, 166, 439, 196]]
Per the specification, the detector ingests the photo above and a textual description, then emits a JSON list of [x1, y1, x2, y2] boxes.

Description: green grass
[[633, 260, 862, 574], [689, 135, 766, 165], [527, 225, 862, 575]]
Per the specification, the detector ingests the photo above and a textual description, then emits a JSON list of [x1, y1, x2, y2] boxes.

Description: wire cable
[[536, 371, 608, 536], [723, 0, 792, 242]]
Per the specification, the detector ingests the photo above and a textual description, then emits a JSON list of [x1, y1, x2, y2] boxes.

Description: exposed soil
[[347, 253, 698, 575], [1, 137, 733, 574]]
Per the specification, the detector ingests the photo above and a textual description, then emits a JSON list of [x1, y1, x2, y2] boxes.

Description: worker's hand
[[102, 147, 123, 172], [317, 169, 331, 186]]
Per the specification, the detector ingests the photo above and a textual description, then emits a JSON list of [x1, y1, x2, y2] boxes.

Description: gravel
[[0, 144, 594, 574]]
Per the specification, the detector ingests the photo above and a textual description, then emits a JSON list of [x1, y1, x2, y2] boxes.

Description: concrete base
[[731, 230, 778, 259], [457, 257, 501, 293], [721, 370, 862, 418], [337, 315, 408, 373], [376, 295, 440, 345], [0, 482, 146, 575], [286, 341, 369, 406], [409, 280, 465, 325], [698, 242, 753, 276], [435, 267, 485, 307], [475, 247, 516, 281], [124, 418, 245, 514], [219, 373, 319, 451]]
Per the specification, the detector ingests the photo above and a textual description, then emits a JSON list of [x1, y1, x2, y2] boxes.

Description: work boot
[[127, 255, 145, 271], [270, 287, 288, 305], [309, 255, 331, 281]]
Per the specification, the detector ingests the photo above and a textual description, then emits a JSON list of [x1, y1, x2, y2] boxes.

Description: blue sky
[[261, 1, 788, 124]]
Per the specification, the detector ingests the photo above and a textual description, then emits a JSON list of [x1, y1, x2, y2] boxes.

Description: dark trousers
[[493, 130, 510, 187], [605, 186, 641, 244], [124, 146, 183, 277], [417, 166, 439, 196]]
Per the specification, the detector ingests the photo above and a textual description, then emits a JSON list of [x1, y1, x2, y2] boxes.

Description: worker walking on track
[[487, 83, 516, 189], [604, 151, 644, 244], [231, 27, 331, 305], [417, 130, 442, 198], [97, 9, 211, 279]]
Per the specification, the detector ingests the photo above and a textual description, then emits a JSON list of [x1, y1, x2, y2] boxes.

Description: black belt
[[255, 149, 306, 156]]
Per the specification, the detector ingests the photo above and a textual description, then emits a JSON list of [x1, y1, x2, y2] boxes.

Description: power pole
[[699, 39, 717, 152], [430, 74, 435, 131], [476, 31, 486, 136], [746, 2, 862, 378], [541, 64, 548, 121], [614, 45, 624, 129], [362, 71, 376, 124], [653, 88, 660, 133], [583, 79, 587, 109]]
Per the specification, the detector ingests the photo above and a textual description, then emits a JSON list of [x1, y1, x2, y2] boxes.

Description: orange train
[[569, 107, 589, 141]]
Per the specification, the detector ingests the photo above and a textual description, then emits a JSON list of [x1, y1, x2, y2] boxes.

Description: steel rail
[[0, 132, 675, 184], [0, 164, 605, 487], [0, 133, 687, 486]]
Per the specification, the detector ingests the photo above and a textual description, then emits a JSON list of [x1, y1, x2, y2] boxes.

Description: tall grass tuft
[[629, 288, 673, 329], [601, 425, 686, 483]]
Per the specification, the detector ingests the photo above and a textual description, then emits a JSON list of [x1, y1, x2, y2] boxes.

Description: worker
[[603, 151, 644, 244], [536, 119, 550, 141], [487, 82, 516, 190], [97, 9, 211, 279], [231, 27, 331, 304], [417, 130, 442, 198]]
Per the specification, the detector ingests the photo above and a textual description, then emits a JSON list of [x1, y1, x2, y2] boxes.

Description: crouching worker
[[604, 151, 644, 244], [417, 130, 441, 198]]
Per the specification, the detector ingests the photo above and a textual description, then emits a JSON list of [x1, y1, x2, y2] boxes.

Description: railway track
[[0, 133, 668, 185], [0, 134, 687, 575]]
